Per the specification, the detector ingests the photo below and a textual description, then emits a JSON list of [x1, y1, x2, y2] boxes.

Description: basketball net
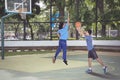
[[20, 13, 26, 20], [18, 8, 27, 20]]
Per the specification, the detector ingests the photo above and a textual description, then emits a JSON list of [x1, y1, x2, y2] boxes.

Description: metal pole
[[95, 0, 98, 38], [75, 0, 79, 40], [0, 13, 14, 60], [1, 18, 5, 60], [50, 0, 52, 40], [23, 20, 27, 40]]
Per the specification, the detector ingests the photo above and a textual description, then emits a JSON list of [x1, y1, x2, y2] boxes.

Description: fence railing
[[0, 40, 120, 52]]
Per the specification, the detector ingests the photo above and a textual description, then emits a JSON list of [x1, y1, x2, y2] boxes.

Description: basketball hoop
[[5, 0, 32, 14], [18, 8, 27, 19]]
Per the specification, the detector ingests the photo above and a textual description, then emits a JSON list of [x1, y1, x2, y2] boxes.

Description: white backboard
[[5, 0, 32, 14]]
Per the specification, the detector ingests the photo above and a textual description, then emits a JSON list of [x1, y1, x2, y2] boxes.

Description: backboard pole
[[1, 18, 5, 60], [1, 13, 14, 60]]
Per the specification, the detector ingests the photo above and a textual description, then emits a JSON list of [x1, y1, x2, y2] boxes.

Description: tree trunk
[[27, 20, 34, 40], [75, 0, 80, 40], [55, 0, 65, 22], [97, 0, 106, 36], [59, 8, 65, 22], [117, 24, 120, 37], [23, 20, 27, 40], [29, 25, 34, 40], [101, 24, 106, 36], [14, 23, 20, 38]]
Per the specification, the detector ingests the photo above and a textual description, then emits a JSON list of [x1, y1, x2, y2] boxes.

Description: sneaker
[[86, 69, 92, 74], [52, 57, 56, 63], [63, 60, 68, 65], [103, 66, 107, 74]]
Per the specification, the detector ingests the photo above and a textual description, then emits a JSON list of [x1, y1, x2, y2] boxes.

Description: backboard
[[5, 0, 32, 14]]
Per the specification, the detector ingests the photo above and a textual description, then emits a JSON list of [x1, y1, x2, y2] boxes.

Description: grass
[[95, 37, 120, 40], [4, 50, 55, 56]]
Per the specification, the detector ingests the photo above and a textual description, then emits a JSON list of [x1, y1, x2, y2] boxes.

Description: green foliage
[[95, 37, 120, 40], [102, 10, 120, 21], [83, 10, 95, 25], [85, 0, 95, 10], [5, 50, 54, 56], [105, 0, 120, 9]]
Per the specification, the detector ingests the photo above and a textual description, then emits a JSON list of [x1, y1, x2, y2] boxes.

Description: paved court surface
[[0, 51, 120, 80]]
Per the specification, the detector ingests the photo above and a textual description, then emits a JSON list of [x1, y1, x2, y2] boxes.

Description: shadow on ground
[[90, 72, 120, 80]]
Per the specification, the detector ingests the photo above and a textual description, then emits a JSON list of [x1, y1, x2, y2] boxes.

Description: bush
[[95, 37, 120, 40]]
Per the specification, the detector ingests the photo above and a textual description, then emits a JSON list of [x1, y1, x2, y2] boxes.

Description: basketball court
[[1, 0, 120, 80], [0, 50, 120, 80]]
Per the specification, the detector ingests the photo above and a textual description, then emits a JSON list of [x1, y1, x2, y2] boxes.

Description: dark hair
[[87, 29, 92, 35], [59, 22, 64, 29]]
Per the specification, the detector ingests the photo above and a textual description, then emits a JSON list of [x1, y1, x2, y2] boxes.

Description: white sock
[[89, 67, 92, 70], [103, 66, 106, 69]]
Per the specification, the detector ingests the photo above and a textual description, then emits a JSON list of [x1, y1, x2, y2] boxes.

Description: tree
[[97, 0, 106, 36], [2, 0, 120, 40], [0, 0, 5, 18], [98, 0, 120, 37], [22, 0, 41, 40], [43, 0, 78, 21]]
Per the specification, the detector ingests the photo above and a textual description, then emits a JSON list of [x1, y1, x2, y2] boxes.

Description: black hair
[[59, 22, 64, 29], [87, 29, 92, 35]]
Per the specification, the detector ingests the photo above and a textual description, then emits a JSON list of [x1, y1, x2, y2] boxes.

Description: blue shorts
[[88, 48, 98, 60]]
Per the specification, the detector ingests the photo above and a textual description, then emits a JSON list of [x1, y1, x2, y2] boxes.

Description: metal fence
[[2, 21, 120, 41], [3, 21, 78, 40]]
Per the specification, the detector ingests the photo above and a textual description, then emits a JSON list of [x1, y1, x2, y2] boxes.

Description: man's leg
[[96, 58, 104, 66], [91, 48, 104, 66], [86, 58, 92, 73], [96, 58, 107, 74], [62, 40, 68, 65], [55, 46, 61, 59], [88, 58, 92, 68], [53, 41, 62, 63]]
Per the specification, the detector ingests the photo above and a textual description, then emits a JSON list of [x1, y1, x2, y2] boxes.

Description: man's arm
[[67, 13, 70, 25], [63, 13, 70, 29], [76, 27, 85, 36]]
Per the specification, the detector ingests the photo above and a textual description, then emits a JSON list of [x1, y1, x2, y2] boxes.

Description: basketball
[[75, 22, 81, 28]]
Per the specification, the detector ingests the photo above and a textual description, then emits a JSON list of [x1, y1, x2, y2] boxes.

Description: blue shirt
[[57, 23, 69, 40], [85, 35, 93, 51]]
